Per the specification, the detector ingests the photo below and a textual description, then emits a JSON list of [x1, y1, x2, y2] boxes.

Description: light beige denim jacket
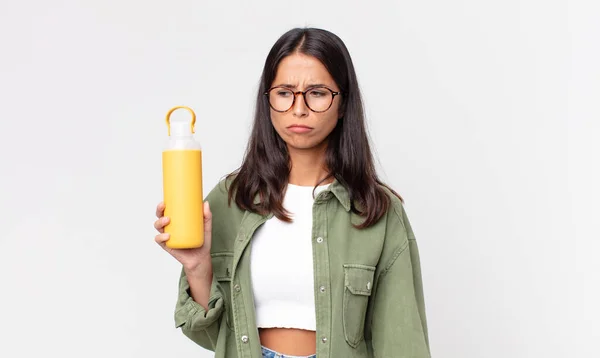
[[173, 177, 431, 357]]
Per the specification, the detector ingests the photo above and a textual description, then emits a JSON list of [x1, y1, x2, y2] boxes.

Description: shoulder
[[205, 174, 244, 218], [205, 174, 246, 252], [376, 183, 416, 269], [377, 183, 409, 234], [205, 175, 233, 205]]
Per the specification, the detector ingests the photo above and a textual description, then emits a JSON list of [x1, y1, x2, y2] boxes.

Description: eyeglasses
[[264, 86, 341, 113]]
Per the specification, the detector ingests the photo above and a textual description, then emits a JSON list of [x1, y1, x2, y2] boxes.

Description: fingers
[[154, 216, 170, 233], [155, 232, 170, 244], [156, 201, 165, 218]]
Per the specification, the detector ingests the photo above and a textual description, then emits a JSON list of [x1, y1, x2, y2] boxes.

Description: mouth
[[287, 124, 314, 134], [287, 124, 313, 129]]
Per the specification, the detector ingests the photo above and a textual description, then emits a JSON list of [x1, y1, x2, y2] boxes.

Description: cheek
[[319, 112, 339, 133], [269, 111, 284, 130]]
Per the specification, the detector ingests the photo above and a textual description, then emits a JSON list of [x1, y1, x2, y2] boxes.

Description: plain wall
[[1, 0, 597, 357]]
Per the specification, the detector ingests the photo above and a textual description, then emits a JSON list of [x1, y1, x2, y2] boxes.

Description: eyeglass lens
[[268, 88, 334, 112]]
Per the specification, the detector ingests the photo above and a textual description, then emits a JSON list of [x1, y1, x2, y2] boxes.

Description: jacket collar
[[251, 178, 352, 213], [327, 178, 352, 212]]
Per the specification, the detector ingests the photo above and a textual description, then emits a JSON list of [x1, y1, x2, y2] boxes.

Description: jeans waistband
[[260, 345, 316, 358]]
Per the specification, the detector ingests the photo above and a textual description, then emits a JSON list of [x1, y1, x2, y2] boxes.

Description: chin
[[287, 143, 315, 150], [287, 139, 327, 151]]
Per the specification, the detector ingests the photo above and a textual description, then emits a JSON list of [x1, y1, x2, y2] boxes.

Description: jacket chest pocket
[[212, 252, 234, 329], [342, 264, 375, 348]]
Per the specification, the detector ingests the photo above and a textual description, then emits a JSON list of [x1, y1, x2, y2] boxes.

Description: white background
[[1, 0, 597, 357]]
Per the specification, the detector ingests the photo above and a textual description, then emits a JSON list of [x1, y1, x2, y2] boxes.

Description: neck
[[287, 142, 333, 187]]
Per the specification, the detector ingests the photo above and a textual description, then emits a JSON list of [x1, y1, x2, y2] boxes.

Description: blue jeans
[[261, 345, 317, 358]]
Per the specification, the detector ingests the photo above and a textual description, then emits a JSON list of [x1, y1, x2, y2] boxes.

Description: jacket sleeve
[[370, 203, 431, 357], [174, 266, 225, 351]]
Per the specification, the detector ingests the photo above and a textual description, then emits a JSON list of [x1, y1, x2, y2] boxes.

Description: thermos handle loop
[[165, 106, 196, 136]]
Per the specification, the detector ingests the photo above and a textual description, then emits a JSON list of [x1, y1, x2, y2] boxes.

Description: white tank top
[[250, 182, 330, 331]]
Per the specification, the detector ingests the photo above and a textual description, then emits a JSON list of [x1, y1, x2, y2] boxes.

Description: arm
[[174, 266, 225, 351], [370, 204, 430, 357], [171, 178, 235, 351], [185, 264, 213, 311]]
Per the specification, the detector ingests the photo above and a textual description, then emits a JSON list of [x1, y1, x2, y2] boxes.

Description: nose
[[292, 92, 309, 118]]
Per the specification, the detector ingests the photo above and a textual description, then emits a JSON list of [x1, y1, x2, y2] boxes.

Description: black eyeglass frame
[[263, 85, 342, 113]]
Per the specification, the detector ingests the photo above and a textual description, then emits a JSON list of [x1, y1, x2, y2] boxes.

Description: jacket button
[[241, 335, 249, 343], [321, 337, 328, 343], [319, 285, 326, 293], [367, 281, 372, 290], [316, 237, 323, 243], [234, 284, 241, 292]]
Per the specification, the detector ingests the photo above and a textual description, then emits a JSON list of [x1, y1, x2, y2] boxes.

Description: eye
[[308, 90, 327, 98], [276, 90, 292, 97]]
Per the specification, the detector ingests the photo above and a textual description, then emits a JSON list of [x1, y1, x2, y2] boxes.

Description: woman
[[154, 27, 431, 358]]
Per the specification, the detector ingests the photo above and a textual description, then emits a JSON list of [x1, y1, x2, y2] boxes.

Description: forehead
[[273, 53, 335, 85]]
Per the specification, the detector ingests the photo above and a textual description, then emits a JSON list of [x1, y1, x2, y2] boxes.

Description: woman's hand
[[155, 201, 214, 309], [154, 201, 213, 274]]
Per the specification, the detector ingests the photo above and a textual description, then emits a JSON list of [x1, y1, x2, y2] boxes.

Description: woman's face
[[268, 53, 342, 152]]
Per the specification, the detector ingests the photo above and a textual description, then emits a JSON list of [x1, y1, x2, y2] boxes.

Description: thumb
[[203, 201, 212, 241]]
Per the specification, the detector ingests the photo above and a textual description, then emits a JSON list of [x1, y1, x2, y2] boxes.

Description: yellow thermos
[[162, 106, 204, 249]]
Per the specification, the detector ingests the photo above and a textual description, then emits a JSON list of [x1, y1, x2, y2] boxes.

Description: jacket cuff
[[174, 269, 224, 330]]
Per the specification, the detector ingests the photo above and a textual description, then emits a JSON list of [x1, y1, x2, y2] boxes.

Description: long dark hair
[[225, 27, 403, 229]]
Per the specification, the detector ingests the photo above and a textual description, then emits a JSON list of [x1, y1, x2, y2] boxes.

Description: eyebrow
[[276, 83, 331, 89]]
